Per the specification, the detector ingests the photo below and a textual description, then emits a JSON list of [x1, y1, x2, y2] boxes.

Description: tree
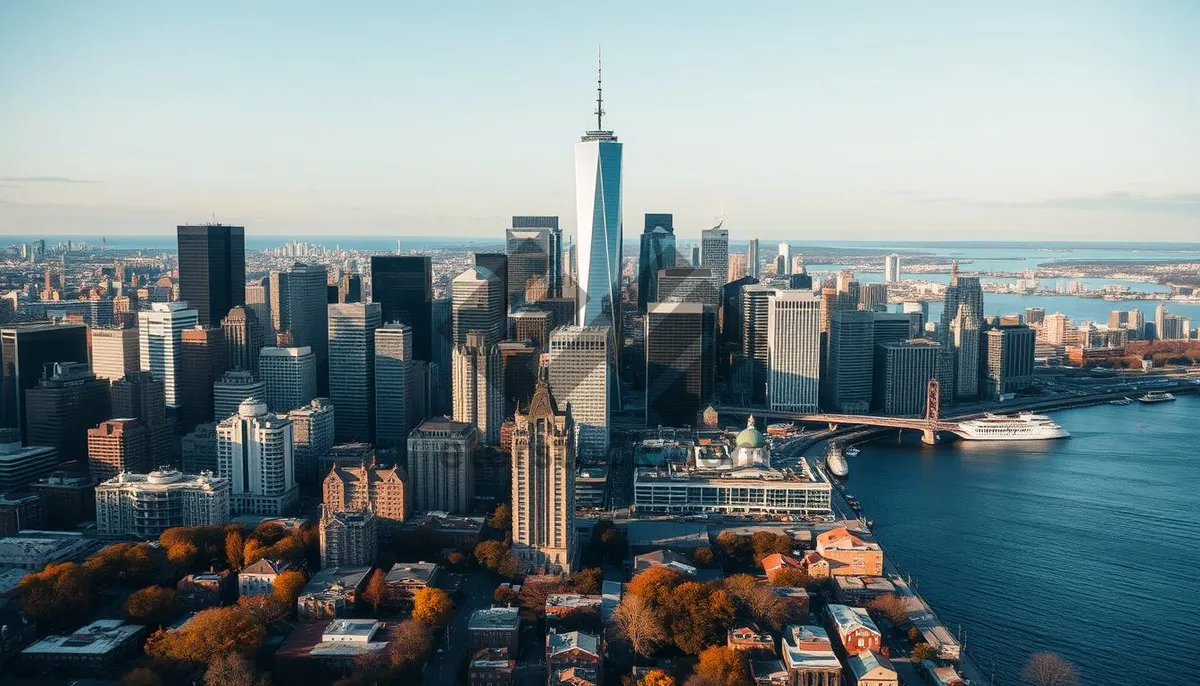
[[166, 541, 200, 569], [750, 531, 793, 561], [689, 645, 751, 686], [273, 569, 307, 605], [568, 567, 603, 594], [612, 594, 667, 658], [911, 642, 937, 661], [238, 594, 290, 624], [145, 606, 266, 662], [18, 561, 92, 632], [493, 585, 519, 606], [123, 586, 182, 626], [714, 532, 753, 570], [669, 583, 735, 655], [626, 566, 684, 608], [250, 521, 288, 546], [84, 542, 160, 586], [770, 567, 810, 588], [387, 619, 433, 669], [745, 585, 789, 632], [488, 503, 511, 530], [639, 669, 676, 686], [691, 547, 714, 566], [721, 574, 758, 608], [411, 587, 453, 626], [496, 550, 519, 579], [121, 667, 164, 686], [225, 529, 246, 570], [362, 569, 388, 612], [204, 652, 258, 686], [868, 593, 909, 626], [1021, 652, 1079, 686], [474, 540, 508, 570], [520, 576, 568, 614]]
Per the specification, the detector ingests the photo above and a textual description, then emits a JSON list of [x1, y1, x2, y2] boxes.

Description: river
[[846, 394, 1200, 685]]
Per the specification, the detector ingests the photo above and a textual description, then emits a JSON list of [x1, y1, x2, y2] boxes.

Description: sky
[[1, 1, 1198, 242]]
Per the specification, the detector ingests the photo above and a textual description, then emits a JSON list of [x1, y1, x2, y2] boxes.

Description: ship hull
[[955, 428, 1071, 441]]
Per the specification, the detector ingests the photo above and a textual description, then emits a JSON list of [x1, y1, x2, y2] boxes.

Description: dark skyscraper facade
[[1, 324, 89, 442], [507, 217, 560, 307], [638, 213, 676, 313], [645, 302, 715, 427], [370, 256, 432, 362], [473, 253, 509, 319], [176, 224, 246, 327], [270, 263, 329, 393]]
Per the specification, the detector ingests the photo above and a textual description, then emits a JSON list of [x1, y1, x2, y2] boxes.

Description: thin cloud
[[0, 176, 94, 184], [903, 191, 1200, 216]]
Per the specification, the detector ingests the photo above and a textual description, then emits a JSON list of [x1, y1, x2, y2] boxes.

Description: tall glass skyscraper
[[637, 213, 676, 313], [177, 224, 245, 327]]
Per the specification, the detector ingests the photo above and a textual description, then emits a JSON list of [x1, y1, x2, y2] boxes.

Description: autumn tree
[[612, 594, 666, 658], [1021, 652, 1079, 686], [18, 561, 93, 632], [159, 526, 226, 570], [639, 669, 676, 686], [669, 582, 735, 655], [238, 593, 290, 624], [387, 619, 433, 669], [520, 576, 568, 614], [750, 531, 793, 562], [121, 667, 164, 686], [362, 569, 388, 612], [145, 606, 266, 662], [568, 567, 603, 594], [204, 652, 259, 686], [868, 593, 909, 626], [721, 574, 758, 608], [714, 532, 753, 570], [494, 585, 519, 606], [691, 547, 714, 566], [225, 529, 245, 570], [411, 587, 453, 626], [911, 642, 937, 661], [474, 539, 507, 568], [626, 565, 684, 608], [84, 542, 160, 586], [123, 586, 182, 626], [273, 569, 307, 605], [745, 585, 790, 632], [771, 567, 810, 588], [166, 542, 200, 569], [488, 503, 511, 530], [688, 645, 751, 686]]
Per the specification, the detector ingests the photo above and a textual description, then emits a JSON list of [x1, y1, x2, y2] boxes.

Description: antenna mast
[[595, 46, 605, 130]]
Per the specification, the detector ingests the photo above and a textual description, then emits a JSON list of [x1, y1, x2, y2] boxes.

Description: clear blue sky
[[2, 1, 1198, 241]]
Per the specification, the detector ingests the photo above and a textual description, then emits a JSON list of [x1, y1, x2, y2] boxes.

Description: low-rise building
[[760, 552, 803, 584], [0, 492, 44, 536], [751, 659, 789, 686], [29, 471, 95, 529], [177, 570, 234, 609], [239, 558, 296, 597], [20, 619, 146, 675], [574, 466, 607, 509], [781, 624, 842, 686], [771, 586, 811, 624], [468, 647, 515, 686], [0, 437, 58, 493], [319, 507, 377, 568], [297, 566, 373, 622], [921, 661, 967, 686], [631, 549, 701, 577], [383, 561, 442, 608], [800, 550, 831, 579], [552, 666, 599, 686], [826, 604, 882, 657], [728, 620, 774, 655], [467, 606, 520, 654], [847, 650, 898, 686], [395, 512, 485, 552], [275, 619, 390, 674], [833, 576, 897, 605], [95, 470, 231, 537], [545, 594, 602, 629], [815, 528, 883, 577], [546, 631, 602, 683], [0, 530, 89, 570]]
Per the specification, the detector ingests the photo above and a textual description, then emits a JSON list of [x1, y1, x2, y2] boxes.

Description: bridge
[[715, 379, 956, 444]]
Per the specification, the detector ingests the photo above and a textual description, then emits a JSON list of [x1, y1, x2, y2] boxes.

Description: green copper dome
[[735, 416, 765, 448]]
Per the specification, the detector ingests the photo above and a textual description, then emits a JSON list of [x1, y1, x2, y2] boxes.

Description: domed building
[[731, 416, 770, 469]]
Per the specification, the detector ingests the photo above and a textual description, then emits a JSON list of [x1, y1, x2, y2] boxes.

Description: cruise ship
[[954, 412, 1070, 441], [1137, 391, 1176, 404]]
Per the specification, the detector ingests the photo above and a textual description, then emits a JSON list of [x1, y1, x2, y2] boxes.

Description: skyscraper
[[511, 308, 554, 349], [858, 283, 888, 311], [258, 346, 317, 413], [176, 224, 245, 327], [452, 266, 505, 347], [288, 398, 335, 486], [213, 370, 266, 421], [637, 214, 676, 313], [180, 326, 227, 426], [512, 216, 563, 297], [110, 371, 170, 464], [949, 304, 981, 400], [1, 323, 89, 441], [656, 268, 721, 308], [25, 362, 111, 463], [269, 263, 329, 393], [983, 325, 1036, 399], [574, 57, 623, 331], [90, 327, 140, 381], [319, 507, 377, 568], [370, 255, 433, 362], [221, 306, 265, 373], [777, 243, 792, 276], [884, 254, 902, 283], [138, 302, 199, 408], [741, 285, 776, 404], [473, 253, 509, 320], [374, 324, 412, 450], [747, 239, 760, 279], [245, 277, 275, 345], [87, 418, 149, 483], [216, 398, 297, 516], [938, 266, 983, 403], [328, 303, 382, 442], [548, 326, 609, 461], [767, 290, 821, 412], [511, 380, 575, 574], [407, 417, 477, 514], [700, 226, 730, 281], [727, 254, 748, 283], [644, 303, 716, 427], [506, 219, 558, 309], [873, 340, 941, 416], [498, 339, 539, 418], [825, 310, 875, 413], [452, 331, 503, 446], [1155, 303, 1168, 341]]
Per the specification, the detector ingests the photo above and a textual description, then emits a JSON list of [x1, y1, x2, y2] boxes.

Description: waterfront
[[847, 394, 1200, 686]]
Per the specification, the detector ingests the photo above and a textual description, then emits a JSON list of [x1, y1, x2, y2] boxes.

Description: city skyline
[[2, 3, 1198, 241]]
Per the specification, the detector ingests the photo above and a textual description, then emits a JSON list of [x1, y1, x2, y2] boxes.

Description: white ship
[[1137, 391, 1176, 404], [954, 412, 1070, 441], [824, 444, 850, 478]]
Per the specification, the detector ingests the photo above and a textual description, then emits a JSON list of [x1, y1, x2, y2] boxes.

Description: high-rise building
[[1, 324, 89, 441], [858, 283, 888, 311], [181, 422, 217, 474], [873, 340, 941, 416], [656, 268, 721, 308], [949, 304, 981, 400], [87, 418, 149, 483], [645, 303, 715, 427], [1042, 313, 1075, 347], [777, 243, 792, 276], [216, 398, 297, 516], [721, 276, 760, 351], [473, 253, 509, 320], [25, 362, 111, 463], [339, 273, 362, 304], [767, 290, 821, 412], [176, 225, 245, 327], [375, 324, 412, 449], [700, 226, 730, 282], [511, 380, 575, 574], [139, 302, 199, 408], [938, 267, 983, 403], [269, 263, 330, 394], [1027, 307, 1047, 327], [872, 311, 920, 346], [258, 346, 317, 413], [747, 239, 760, 279], [1127, 309, 1145, 339], [452, 331, 503, 446], [328, 303, 382, 442], [506, 219, 559, 309], [983, 325, 1036, 399], [741, 285, 776, 404], [370, 256, 433, 362], [245, 277, 275, 346], [110, 371, 170, 464], [511, 308, 553, 349], [727, 254, 748, 283], [288, 398, 335, 485], [884, 254, 902, 283], [90, 327, 139, 381], [1155, 304, 1168, 341], [638, 214, 676, 313], [547, 326, 609, 461], [213, 370, 266, 422], [0, 434, 58, 494], [96, 470, 230, 537], [407, 417, 476, 513], [497, 340, 539, 419], [180, 326, 227, 426], [323, 463, 411, 533], [452, 266, 505, 347], [319, 507, 377, 568], [574, 59, 623, 331], [221, 306, 265, 373], [826, 310, 875, 413]]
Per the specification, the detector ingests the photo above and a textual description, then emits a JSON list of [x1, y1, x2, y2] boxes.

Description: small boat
[[1137, 391, 1176, 404], [824, 444, 850, 478], [845, 447, 861, 457], [1110, 397, 1133, 406]]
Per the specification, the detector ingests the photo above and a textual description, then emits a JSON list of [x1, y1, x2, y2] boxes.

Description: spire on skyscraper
[[595, 45, 605, 131]]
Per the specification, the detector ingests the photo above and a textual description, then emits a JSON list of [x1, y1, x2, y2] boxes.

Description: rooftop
[[468, 606, 521, 631], [322, 619, 383, 643], [781, 625, 841, 670], [23, 619, 144, 656], [546, 594, 602, 611], [385, 561, 440, 584], [547, 630, 600, 658], [848, 650, 895, 679], [300, 566, 372, 596], [826, 604, 880, 637]]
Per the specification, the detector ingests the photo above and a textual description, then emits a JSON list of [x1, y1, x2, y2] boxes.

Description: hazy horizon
[[3, 2, 1198, 241]]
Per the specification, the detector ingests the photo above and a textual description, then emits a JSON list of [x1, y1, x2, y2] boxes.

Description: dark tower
[[370, 256, 433, 362], [176, 224, 246, 326]]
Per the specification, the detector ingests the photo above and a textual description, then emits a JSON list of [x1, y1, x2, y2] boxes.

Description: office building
[[638, 213, 676, 313], [245, 277, 274, 345], [938, 267, 983, 403], [1026, 307, 1046, 327], [506, 220, 558, 308], [741, 285, 776, 404], [216, 398, 297, 516], [872, 312, 920, 346], [110, 371, 170, 464], [498, 340, 539, 418], [328, 303, 382, 442], [873, 340, 941, 416], [656, 267, 721, 307], [789, 269, 813, 290], [778, 243, 792, 276], [747, 238, 760, 279], [453, 266, 505, 347], [90, 327, 139, 381], [547, 326, 609, 461], [180, 326, 227, 426], [574, 61, 623, 331], [374, 324, 412, 449], [181, 422, 217, 474], [826, 310, 875, 413], [25, 362, 111, 463], [511, 308, 553, 349], [176, 224, 245, 327], [2, 323, 90, 442], [948, 304, 981, 400], [139, 302, 199, 407], [473, 253, 509, 321], [339, 273, 362, 304], [213, 370, 266, 421], [767, 290, 821, 412], [269, 263, 330, 393], [221, 306, 265, 372], [858, 283, 888, 311], [319, 507, 377, 568], [727, 253, 748, 283], [0, 433, 58, 493], [408, 417, 477, 513], [258, 346, 317, 413], [96, 470, 230, 537], [511, 380, 575, 574], [323, 463, 411, 532], [983, 325, 1036, 399], [700, 226, 730, 282], [288, 398, 336, 485], [87, 418, 149, 483], [452, 331, 503, 446], [370, 255, 433, 362], [30, 471, 95, 529], [645, 303, 715, 427], [1127, 309, 1145, 339], [884, 254, 901, 283], [721, 276, 759, 351]]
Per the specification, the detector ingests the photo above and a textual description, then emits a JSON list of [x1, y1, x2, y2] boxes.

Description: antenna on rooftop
[[595, 45, 605, 131]]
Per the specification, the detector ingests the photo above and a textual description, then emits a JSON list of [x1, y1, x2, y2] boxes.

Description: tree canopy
[[689, 645, 751, 686], [410, 587, 453, 626], [123, 586, 182, 627], [19, 561, 93, 632], [145, 606, 265, 662]]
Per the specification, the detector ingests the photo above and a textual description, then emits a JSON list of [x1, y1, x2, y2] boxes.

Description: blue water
[[848, 394, 1200, 685]]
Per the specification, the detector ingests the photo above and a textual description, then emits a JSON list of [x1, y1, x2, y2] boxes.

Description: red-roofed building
[[760, 552, 802, 583]]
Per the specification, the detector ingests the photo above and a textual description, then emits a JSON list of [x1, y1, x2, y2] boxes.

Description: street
[[422, 571, 499, 685]]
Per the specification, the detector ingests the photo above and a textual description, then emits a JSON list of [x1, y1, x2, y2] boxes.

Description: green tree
[[411, 587, 453, 626], [123, 586, 182, 626], [18, 561, 92, 632]]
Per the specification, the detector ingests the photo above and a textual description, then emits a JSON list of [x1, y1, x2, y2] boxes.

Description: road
[[422, 571, 499, 685]]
